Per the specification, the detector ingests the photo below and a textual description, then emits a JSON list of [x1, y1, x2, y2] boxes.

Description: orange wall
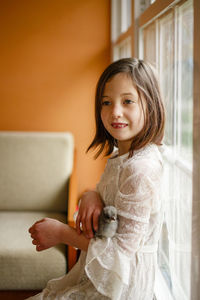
[[0, 0, 110, 197]]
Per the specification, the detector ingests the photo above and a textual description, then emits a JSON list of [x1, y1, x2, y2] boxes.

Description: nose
[[111, 104, 123, 118]]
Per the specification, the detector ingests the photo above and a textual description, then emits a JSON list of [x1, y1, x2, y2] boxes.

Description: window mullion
[[191, 0, 200, 299]]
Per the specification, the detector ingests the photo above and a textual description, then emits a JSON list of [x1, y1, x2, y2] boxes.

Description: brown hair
[[87, 57, 165, 158]]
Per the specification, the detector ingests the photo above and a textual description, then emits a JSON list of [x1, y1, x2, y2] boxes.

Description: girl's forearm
[[29, 218, 90, 252], [60, 223, 90, 251]]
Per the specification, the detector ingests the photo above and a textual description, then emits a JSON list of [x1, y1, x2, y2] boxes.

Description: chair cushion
[[0, 131, 74, 212], [0, 211, 67, 290]]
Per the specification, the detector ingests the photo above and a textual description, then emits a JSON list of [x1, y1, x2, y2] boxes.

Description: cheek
[[129, 107, 145, 131]]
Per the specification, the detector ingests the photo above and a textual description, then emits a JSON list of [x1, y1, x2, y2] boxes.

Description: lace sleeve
[[85, 158, 162, 299], [115, 159, 161, 256]]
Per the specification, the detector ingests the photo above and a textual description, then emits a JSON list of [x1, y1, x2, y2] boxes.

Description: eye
[[101, 100, 111, 106], [124, 99, 134, 104]]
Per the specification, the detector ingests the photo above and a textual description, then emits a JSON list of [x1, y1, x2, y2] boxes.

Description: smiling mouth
[[111, 123, 128, 129]]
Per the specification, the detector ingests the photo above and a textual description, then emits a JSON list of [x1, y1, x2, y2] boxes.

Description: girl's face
[[100, 72, 146, 156]]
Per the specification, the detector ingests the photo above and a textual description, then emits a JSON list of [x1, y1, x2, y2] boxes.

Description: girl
[[28, 58, 165, 300]]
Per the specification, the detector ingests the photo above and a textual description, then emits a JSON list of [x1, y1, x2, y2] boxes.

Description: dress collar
[[108, 143, 158, 166]]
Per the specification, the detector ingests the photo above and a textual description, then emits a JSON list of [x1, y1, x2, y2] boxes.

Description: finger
[[81, 215, 86, 234], [28, 219, 43, 233], [29, 227, 35, 234], [93, 210, 101, 232], [76, 214, 81, 234], [36, 244, 48, 252], [32, 239, 38, 245], [36, 244, 43, 251], [29, 227, 33, 233], [85, 213, 94, 238], [32, 219, 45, 228]]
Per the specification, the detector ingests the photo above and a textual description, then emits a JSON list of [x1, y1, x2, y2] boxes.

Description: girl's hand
[[29, 218, 65, 251], [76, 190, 104, 239]]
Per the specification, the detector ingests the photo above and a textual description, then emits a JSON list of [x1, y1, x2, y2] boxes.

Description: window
[[111, 0, 156, 60], [111, 0, 200, 299], [139, 1, 193, 299], [111, 0, 134, 60]]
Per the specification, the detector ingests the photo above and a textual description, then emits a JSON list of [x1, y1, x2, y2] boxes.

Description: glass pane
[[168, 164, 192, 299], [177, 2, 193, 163], [113, 37, 132, 61], [111, 0, 121, 41], [112, 0, 132, 41], [127, 0, 132, 28], [159, 13, 174, 147], [142, 22, 156, 66], [159, 157, 192, 300]]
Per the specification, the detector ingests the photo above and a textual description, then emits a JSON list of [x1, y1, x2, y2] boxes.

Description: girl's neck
[[118, 140, 132, 156], [118, 149, 129, 157]]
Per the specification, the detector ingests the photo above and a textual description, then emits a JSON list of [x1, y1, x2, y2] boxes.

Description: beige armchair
[[0, 131, 77, 295]]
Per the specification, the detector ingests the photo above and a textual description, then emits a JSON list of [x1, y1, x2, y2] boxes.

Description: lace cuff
[[85, 237, 131, 299]]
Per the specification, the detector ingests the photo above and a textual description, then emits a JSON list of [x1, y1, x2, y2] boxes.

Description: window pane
[[127, 0, 132, 28], [111, 0, 121, 41], [113, 37, 132, 61], [112, 0, 132, 41], [142, 22, 156, 66], [159, 13, 174, 146], [165, 162, 192, 299], [177, 2, 193, 163]]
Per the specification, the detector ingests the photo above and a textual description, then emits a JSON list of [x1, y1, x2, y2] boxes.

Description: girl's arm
[[29, 218, 90, 252], [76, 190, 104, 238], [29, 190, 103, 251]]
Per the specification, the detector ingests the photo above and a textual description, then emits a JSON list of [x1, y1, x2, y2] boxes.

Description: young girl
[[28, 58, 165, 300]]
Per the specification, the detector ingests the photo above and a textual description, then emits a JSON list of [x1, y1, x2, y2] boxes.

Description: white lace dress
[[27, 144, 164, 300]]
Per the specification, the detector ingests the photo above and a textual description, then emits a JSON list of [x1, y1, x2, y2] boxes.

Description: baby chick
[[95, 206, 118, 238]]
